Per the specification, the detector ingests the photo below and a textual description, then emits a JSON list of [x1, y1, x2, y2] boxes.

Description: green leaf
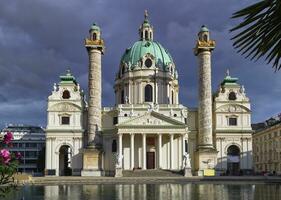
[[230, 0, 281, 71]]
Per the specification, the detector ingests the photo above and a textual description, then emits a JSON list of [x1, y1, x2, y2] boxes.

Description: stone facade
[[213, 72, 253, 175], [45, 13, 253, 176], [45, 71, 85, 176]]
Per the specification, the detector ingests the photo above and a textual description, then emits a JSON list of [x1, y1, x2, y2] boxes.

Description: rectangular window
[[19, 143, 25, 148], [229, 117, 237, 126], [113, 117, 118, 125], [61, 116, 70, 125]]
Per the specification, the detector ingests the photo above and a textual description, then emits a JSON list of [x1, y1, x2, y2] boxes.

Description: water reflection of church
[[45, 12, 253, 176]]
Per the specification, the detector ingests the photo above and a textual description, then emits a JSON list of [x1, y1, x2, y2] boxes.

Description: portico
[[116, 128, 187, 170]]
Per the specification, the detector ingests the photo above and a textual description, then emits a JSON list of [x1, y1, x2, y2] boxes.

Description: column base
[[115, 168, 123, 177], [194, 147, 218, 176], [184, 168, 192, 177], [81, 148, 103, 177]]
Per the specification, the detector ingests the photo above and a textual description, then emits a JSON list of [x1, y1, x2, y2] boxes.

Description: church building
[[45, 12, 253, 176]]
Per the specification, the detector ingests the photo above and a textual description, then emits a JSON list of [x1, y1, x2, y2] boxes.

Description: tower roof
[[59, 69, 77, 85], [200, 25, 209, 32], [221, 69, 238, 86], [90, 23, 100, 32]]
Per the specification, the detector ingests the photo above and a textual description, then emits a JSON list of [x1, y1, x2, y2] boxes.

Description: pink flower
[[3, 132, 13, 144], [0, 149, 11, 164], [15, 152, 22, 159]]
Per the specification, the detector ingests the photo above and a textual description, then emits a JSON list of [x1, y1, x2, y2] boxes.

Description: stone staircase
[[122, 169, 183, 177]]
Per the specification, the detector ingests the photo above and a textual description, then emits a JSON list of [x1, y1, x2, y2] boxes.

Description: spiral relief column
[[81, 23, 104, 176], [194, 25, 218, 176]]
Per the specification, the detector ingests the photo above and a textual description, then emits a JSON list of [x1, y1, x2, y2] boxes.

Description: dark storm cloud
[[0, 0, 279, 128]]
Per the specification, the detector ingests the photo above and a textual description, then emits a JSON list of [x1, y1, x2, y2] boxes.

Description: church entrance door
[[227, 145, 240, 175], [147, 152, 155, 169], [59, 145, 72, 176]]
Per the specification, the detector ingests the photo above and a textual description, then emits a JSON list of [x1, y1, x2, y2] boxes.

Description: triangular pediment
[[117, 111, 186, 128]]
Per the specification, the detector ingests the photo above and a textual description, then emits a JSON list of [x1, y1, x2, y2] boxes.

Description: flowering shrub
[[0, 132, 21, 191]]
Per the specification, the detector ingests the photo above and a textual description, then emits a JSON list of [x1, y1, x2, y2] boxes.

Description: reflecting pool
[[3, 183, 281, 200]]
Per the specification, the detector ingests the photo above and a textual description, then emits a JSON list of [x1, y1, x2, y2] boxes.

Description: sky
[[0, 0, 280, 128]]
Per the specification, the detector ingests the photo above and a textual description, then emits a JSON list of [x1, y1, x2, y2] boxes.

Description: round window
[[145, 58, 152, 68]]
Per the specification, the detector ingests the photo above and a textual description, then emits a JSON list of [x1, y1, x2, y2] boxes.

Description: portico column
[[181, 135, 185, 155], [130, 133, 135, 169], [181, 134, 185, 168], [170, 134, 174, 169], [142, 134, 146, 169], [158, 134, 162, 169], [118, 134, 123, 168]]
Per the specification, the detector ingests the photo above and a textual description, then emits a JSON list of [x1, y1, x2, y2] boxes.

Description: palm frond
[[230, 0, 281, 71]]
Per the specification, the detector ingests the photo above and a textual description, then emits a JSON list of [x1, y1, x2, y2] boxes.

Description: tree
[[230, 0, 281, 71]]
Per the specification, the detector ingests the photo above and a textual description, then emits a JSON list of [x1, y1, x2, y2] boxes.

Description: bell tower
[[194, 25, 217, 176], [81, 23, 105, 176]]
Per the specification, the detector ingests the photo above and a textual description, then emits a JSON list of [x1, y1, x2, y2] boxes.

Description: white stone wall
[[45, 134, 83, 176], [213, 79, 253, 172], [114, 68, 179, 105], [101, 104, 189, 172]]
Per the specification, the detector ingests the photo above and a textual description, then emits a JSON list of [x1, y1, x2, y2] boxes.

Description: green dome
[[120, 40, 174, 70], [200, 25, 209, 32], [90, 23, 100, 31]]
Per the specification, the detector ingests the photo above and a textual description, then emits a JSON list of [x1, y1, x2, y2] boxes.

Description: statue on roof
[[226, 69, 230, 76], [144, 10, 149, 19]]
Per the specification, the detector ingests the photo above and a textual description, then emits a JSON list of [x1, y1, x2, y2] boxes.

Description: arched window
[[171, 91, 174, 104], [203, 34, 208, 42], [121, 90, 125, 104], [112, 140, 117, 153], [227, 145, 240, 156], [144, 84, 153, 102], [228, 92, 237, 100], [62, 90, 70, 99], [93, 33, 97, 40], [145, 31, 148, 40]]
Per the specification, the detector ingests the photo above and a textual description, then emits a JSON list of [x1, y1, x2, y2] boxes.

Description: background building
[[252, 115, 281, 174], [0, 124, 45, 175]]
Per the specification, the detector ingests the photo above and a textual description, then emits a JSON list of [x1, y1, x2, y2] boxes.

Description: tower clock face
[[145, 58, 152, 68]]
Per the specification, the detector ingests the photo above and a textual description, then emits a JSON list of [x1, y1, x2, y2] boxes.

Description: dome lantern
[[139, 10, 153, 41], [89, 22, 101, 41]]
